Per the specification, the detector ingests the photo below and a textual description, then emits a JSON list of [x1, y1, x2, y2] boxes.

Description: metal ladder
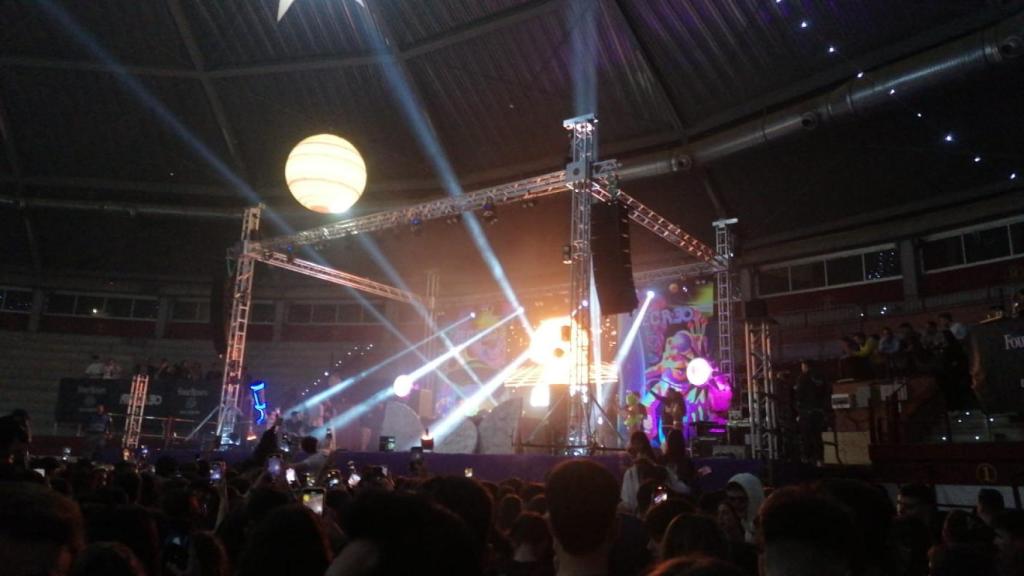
[[216, 205, 262, 446], [122, 373, 150, 450]]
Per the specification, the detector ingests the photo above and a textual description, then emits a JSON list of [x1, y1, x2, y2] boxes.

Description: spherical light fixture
[[686, 357, 713, 386], [393, 374, 414, 398], [285, 134, 367, 214]]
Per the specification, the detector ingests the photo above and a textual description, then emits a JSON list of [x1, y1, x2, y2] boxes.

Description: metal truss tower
[[564, 114, 599, 451], [744, 317, 779, 459], [713, 218, 738, 389], [215, 205, 262, 446], [122, 373, 150, 450]]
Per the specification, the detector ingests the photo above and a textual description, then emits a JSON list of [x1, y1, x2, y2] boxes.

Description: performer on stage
[[623, 391, 647, 432], [648, 384, 685, 441]]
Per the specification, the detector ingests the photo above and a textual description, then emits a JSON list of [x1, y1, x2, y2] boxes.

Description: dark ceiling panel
[[620, 0, 992, 126], [180, 0, 371, 68], [0, 0, 191, 67], [408, 1, 677, 175], [710, 68, 1024, 240], [3, 68, 233, 185], [212, 65, 434, 193], [376, 0, 535, 48]]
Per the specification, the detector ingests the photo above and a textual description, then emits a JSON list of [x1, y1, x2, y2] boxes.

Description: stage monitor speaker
[[590, 201, 637, 315]]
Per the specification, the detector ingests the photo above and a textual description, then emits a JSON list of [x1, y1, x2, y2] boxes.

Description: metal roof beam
[[166, 0, 248, 177], [0, 56, 200, 78]]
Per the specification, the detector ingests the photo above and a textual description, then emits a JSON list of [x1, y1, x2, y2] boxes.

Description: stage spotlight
[[529, 385, 550, 408], [529, 317, 574, 365], [445, 212, 462, 225], [522, 198, 537, 209], [646, 290, 655, 298], [393, 374, 414, 398], [481, 199, 498, 224], [409, 216, 423, 236], [686, 357, 713, 386], [562, 244, 572, 264]]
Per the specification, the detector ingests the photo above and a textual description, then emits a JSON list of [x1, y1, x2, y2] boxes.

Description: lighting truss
[[254, 167, 716, 263], [253, 170, 570, 253], [254, 249, 420, 304]]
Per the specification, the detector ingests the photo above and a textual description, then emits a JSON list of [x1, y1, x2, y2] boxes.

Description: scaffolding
[[714, 218, 738, 389], [744, 317, 779, 459], [122, 373, 149, 450], [215, 206, 261, 445]]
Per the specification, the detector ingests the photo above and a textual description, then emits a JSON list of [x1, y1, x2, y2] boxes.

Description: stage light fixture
[[481, 199, 498, 224], [686, 357, 713, 386], [410, 216, 423, 236], [562, 244, 572, 264], [393, 374, 414, 398], [285, 134, 367, 214], [529, 385, 550, 408]]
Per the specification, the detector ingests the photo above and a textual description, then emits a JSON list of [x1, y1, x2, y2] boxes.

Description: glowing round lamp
[[285, 134, 367, 214], [392, 374, 414, 398], [686, 357, 713, 386]]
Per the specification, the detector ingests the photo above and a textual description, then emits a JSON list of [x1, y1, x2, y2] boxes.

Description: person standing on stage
[[793, 360, 828, 464], [83, 404, 112, 460], [649, 385, 685, 441]]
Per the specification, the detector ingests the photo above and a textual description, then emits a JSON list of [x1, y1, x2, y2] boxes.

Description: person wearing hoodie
[[725, 473, 765, 544]]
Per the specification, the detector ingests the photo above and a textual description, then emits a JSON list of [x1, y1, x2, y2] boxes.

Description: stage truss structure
[[744, 317, 779, 460], [714, 218, 738, 390], [122, 373, 150, 450], [213, 116, 734, 446]]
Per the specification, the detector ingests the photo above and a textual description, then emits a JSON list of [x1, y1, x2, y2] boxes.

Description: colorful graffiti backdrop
[[433, 304, 513, 417], [634, 282, 732, 443]]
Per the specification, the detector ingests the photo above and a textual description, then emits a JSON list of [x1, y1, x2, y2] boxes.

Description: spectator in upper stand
[[977, 488, 1006, 527], [758, 486, 856, 576], [205, 361, 223, 381], [878, 326, 901, 355], [724, 473, 764, 545], [85, 355, 105, 379], [937, 331, 974, 412], [842, 333, 876, 380], [939, 312, 968, 341], [102, 358, 122, 380], [0, 482, 85, 576], [156, 359, 173, 381], [546, 460, 620, 576], [921, 320, 945, 352]]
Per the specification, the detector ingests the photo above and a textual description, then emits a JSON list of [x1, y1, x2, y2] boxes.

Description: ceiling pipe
[[0, 195, 242, 219], [616, 11, 1024, 182]]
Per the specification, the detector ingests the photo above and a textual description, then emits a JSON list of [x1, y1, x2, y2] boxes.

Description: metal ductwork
[[0, 195, 242, 219], [617, 11, 1024, 182]]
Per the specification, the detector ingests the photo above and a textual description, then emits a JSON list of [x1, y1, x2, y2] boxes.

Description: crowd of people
[[1, 406, 1022, 576], [839, 313, 975, 410], [84, 357, 222, 383]]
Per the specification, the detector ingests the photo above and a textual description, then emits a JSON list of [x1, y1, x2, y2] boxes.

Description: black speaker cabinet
[[590, 201, 638, 315]]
